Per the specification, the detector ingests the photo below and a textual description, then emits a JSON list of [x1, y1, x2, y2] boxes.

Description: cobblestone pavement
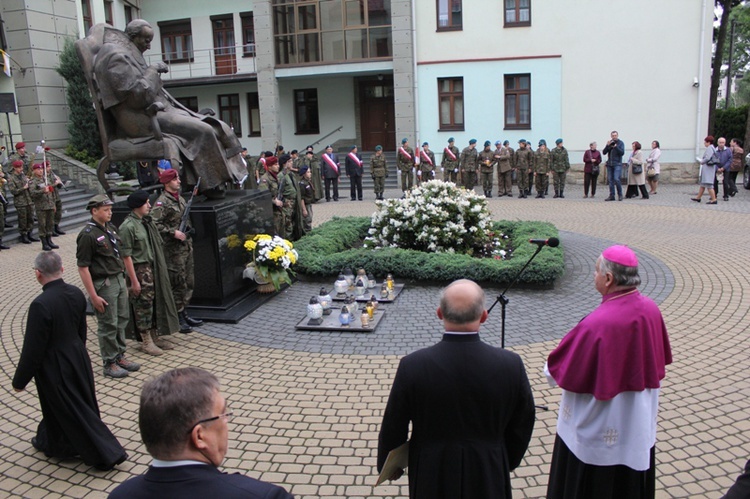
[[0, 182, 748, 498]]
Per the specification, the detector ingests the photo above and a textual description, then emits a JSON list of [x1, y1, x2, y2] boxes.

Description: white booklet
[[375, 441, 409, 487]]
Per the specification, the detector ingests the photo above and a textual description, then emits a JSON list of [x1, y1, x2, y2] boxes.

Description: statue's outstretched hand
[[153, 61, 169, 74]]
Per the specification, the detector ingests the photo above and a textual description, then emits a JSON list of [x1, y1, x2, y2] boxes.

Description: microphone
[[529, 237, 560, 248]]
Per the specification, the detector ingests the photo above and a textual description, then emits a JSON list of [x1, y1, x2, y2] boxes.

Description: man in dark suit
[[377, 279, 536, 498], [108, 368, 293, 498]]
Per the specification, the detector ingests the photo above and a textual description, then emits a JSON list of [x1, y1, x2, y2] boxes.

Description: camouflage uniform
[[8, 152, 31, 175], [459, 146, 479, 190], [533, 148, 551, 198], [119, 212, 156, 332], [418, 149, 436, 184], [8, 169, 35, 236], [299, 177, 315, 234], [514, 147, 534, 198], [151, 191, 194, 313], [370, 153, 388, 200], [301, 154, 324, 201], [259, 171, 283, 236], [47, 168, 64, 227], [496, 146, 514, 196], [441, 144, 460, 182], [397, 145, 415, 192], [242, 153, 258, 189], [550, 146, 571, 197], [478, 148, 495, 196], [29, 175, 55, 237]]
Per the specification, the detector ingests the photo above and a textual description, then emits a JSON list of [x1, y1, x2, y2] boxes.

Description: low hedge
[[294, 217, 564, 287]]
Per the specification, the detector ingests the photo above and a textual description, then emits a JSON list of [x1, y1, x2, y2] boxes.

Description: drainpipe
[[411, 0, 420, 143], [696, 0, 708, 156]]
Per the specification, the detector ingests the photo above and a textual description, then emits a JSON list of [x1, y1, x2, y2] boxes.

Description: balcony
[[144, 44, 257, 87]]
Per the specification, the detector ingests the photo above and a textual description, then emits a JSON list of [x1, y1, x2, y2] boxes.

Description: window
[[158, 19, 194, 63], [81, 0, 93, 34], [294, 89, 320, 134], [504, 0, 531, 27], [504, 74, 530, 129], [247, 92, 261, 137], [124, 6, 135, 24], [104, 1, 113, 25], [241, 12, 256, 57], [437, 0, 462, 31], [176, 96, 199, 113], [438, 78, 464, 131], [218, 94, 241, 136]]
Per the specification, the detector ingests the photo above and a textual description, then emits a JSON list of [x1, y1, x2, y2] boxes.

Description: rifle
[[178, 177, 201, 236], [276, 172, 286, 203]]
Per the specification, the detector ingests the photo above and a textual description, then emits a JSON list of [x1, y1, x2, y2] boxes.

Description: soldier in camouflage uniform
[[0, 168, 9, 250], [151, 169, 204, 334], [77, 194, 141, 379], [418, 142, 436, 184], [441, 137, 460, 183], [298, 166, 315, 234], [259, 156, 284, 235], [478, 140, 495, 197], [120, 190, 180, 356], [397, 138, 415, 194], [533, 140, 551, 198], [495, 140, 514, 197], [303, 146, 324, 202], [278, 154, 303, 240], [8, 160, 39, 243], [370, 145, 388, 200], [550, 138, 571, 198], [241, 148, 257, 189], [7, 142, 31, 175], [514, 140, 534, 199], [45, 162, 66, 235], [460, 139, 479, 190], [29, 163, 59, 251]]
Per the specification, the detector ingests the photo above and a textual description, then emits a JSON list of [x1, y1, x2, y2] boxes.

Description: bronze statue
[[76, 20, 245, 197]]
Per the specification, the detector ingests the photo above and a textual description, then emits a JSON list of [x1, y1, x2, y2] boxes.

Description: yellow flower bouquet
[[244, 234, 298, 291]]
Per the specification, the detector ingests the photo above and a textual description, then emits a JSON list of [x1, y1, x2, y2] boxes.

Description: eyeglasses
[[188, 411, 234, 433]]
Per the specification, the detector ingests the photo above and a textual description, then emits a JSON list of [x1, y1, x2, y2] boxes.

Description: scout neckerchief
[[88, 221, 120, 258], [322, 153, 339, 173]]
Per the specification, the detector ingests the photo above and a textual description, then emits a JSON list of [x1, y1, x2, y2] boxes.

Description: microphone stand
[[487, 244, 545, 349]]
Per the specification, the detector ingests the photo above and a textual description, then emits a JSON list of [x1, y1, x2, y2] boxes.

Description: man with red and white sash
[[418, 142, 436, 184], [345, 145, 364, 201], [545, 245, 672, 499], [321, 145, 340, 202], [441, 137, 460, 183], [397, 138, 415, 195]]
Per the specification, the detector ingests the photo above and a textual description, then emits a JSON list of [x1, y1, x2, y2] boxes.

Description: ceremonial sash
[[420, 151, 433, 165], [444, 147, 457, 161], [398, 147, 412, 160], [347, 152, 362, 167], [322, 153, 339, 173]]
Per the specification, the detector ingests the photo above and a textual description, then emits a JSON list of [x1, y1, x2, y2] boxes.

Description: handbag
[[632, 163, 643, 175], [592, 165, 600, 175], [646, 166, 656, 177]]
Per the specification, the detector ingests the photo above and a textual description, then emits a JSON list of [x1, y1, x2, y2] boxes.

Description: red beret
[[265, 156, 278, 167], [159, 169, 178, 184], [32, 163, 43, 170], [15, 142, 25, 150], [12, 160, 24, 168]]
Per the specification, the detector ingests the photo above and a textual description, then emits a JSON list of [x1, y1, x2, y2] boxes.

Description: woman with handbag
[[692, 135, 718, 204], [582, 141, 602, 198], [625, 141, 649, 199], [646, 140, 661, 194]]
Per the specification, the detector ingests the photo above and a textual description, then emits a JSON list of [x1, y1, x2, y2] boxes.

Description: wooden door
[[360, 79, 395, 151]]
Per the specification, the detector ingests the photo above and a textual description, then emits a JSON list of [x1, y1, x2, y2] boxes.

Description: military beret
[[375, 145, 383, 151], [469, 139, 477, 145], [448, 137, 455, 143], [15, 142, 25, 150], [278, 154, 292, 166], [555, 138, 563, 144], [290, 149, 298, 155], [32, 163, 43, 170], [538, 139, 547, 146], [484, 140, 491, 147], [305, 149, 314, 155], [422, 142, 429, 147], [265, 156, 278, 167], [299, 165, 309, 176], [159, 169, 178, 184], [86, 194, 114, 211], [127, 190, 150, 209], [350, 145, 357, 151], [12, 160, 24, 168], [518, 139, 527, 144], [401, 138, 408, 144], [503, 140, 510, 146], [495, 141, 502, 146]]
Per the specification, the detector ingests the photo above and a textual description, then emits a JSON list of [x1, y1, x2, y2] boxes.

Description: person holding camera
[[602, 131, 625, 201]]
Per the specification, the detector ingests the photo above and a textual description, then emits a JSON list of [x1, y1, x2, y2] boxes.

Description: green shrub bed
[[294, 217, 564, 287]]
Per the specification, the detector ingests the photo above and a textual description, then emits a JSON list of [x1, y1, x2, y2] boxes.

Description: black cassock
[[378, 333, 536, 499], [12, 279, 126, 470]]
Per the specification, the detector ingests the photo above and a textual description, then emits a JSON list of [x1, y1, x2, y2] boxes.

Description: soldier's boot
[[139, 330, 163, 356], [184, 313, 203, 327], [54, 224, 66, 235], [41, 237, 52, 251], [178, 311, 192, 334], [151, 330, 174, 350], [486, 190, 493, 198], [27, 232, 40, 242], [553, 190, 559, 198], [560, 186, 565, 198], [0, 239, 9, 250], [46, 236, 59, 249]]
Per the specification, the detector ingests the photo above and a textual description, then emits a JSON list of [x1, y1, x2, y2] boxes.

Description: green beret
[[375, 145, 383, 151], [401, 138, 408, 144], [469, 139, 477, 145], [484, 140, 491, 147], [448, 137, 455, 143], [422, 142, 429, 147], [555, 138, 563, 144], [538, 139, 547, 146]]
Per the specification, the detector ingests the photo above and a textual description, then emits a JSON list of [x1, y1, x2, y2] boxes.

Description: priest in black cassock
[[12, 251, 127, 471], [377, 279, 536, 498]]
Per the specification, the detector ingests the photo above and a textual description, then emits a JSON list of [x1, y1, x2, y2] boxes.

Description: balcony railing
[[144, 44, 257, 81]]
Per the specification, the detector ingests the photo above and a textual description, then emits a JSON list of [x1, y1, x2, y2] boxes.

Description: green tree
[[710, 0, 743, 134], [56, 37, 102, 165]]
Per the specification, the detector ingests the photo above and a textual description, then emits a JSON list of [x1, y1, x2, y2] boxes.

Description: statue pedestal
[[113, 189, 275, 324]]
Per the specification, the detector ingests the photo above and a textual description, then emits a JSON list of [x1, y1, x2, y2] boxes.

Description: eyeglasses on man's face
[[188, 410, 234, 433]]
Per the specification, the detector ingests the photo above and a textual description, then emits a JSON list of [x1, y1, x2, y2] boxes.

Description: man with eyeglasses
[[109, 368, 293, 498]]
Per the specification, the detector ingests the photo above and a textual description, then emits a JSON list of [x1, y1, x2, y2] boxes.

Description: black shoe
[[41, 238, 52, 251], [54, 225, 66, 235], [618, 196, 623, 201], [20, 233, 31, 244], [28, 234, 40, 242], [31, 437, 44, 453], [724, 196, 729, 201], [553, 193, 559, 198], [46, 236, 59, 249], [730, 190, 737, 197], [0, 239, 8, 250], [178, 312, 193, 334], [351, 198, 356, 201], [184, 313, 203, 327], [326, 198, 331, 202], [536, 194, 543, 198], [604, 196, 615, 201], [4, 222, 12, 228]]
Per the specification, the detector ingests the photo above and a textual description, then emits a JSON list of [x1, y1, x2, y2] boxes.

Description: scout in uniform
[[478, 140, 495, 197], [370, 145, 388, 200], [551, 138, 571, 198], [534, 140, 551, 198], [459, 139, 479, 190], [441, 137, 460, 183], [514, 140, 534, 199], [397, 138, 415, 194]]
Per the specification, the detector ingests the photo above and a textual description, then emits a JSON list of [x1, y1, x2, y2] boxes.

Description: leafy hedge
[[294, 217, 564, 287]]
